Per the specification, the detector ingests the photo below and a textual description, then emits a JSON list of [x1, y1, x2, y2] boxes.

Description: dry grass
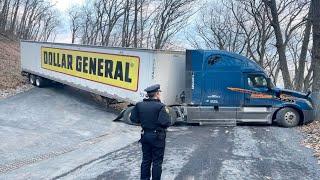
[[0, 33, 27, 90]]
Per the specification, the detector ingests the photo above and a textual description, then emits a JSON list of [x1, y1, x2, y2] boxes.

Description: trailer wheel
[[35, 76, 45, 88], [29, 74, 36, 85], [276, 107, 300, 127]]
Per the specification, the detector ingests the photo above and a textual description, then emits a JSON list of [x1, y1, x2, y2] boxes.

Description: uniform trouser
[[140, 132, 166, 180]]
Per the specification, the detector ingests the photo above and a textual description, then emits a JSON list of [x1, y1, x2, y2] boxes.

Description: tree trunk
[[0, 0, 9, 31], [312, 0, 320, 92], [71, 29, 76, 43], [264, 0, 293, 89], [10, 0, 20, 32], [18, 0, 30, 36], [296, 9, 312, 91], [311, 0, 320, 120], [133, 0, 138, 48], [121, 0, 129, 47], [139, 0, 143, 48]]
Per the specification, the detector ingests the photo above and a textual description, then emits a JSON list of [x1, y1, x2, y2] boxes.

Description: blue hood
[[272, 88, 309, 99]]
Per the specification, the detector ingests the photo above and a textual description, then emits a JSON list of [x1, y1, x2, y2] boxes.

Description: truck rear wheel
[[276, 107, 300, 127], [29, 74, 36, 85], [168, 107, 178, 125]]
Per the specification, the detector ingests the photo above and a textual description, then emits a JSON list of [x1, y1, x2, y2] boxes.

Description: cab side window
[[247, 75, 268, 88]]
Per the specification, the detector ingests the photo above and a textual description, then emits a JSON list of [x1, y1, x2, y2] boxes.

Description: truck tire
[[123, 106, 137, 125], [35, 76, 45, 88], [168, 107, 177, 125], [29, 74, 36, 85], [276, 107, 300, 127]]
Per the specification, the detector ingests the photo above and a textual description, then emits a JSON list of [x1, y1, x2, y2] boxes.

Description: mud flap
[[113, 110, 125, 121], [113, 107, 140, 126]]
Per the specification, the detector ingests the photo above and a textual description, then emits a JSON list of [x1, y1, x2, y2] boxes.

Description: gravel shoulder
[[0, 84, 33, 99]]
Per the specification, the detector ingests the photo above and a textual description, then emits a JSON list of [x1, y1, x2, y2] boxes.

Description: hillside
[[0, 33, 32, 98], [0, 33, 26, 89]]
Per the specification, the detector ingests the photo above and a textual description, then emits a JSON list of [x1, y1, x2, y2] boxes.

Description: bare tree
[[0, 0, 60, 41], [68, 7, 81, 44], [189, 3, 247, 53], [190, 0, 311, 88], [153, 0, 195, 49], [311, 0, 320, 92], [263, 0, 293, 89], [9, 0, 21, 32], [121, 0, 131, 47], [133, 0, 138, 47], [0, 0, 10, 31], [295, 8, 312, 91]]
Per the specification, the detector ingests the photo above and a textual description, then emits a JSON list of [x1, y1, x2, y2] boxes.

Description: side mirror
[[306, 89, 311, 97]]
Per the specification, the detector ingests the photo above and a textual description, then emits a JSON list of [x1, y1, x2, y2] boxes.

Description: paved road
[[57, 126, 320, 180], [0, 86, 319, 180]]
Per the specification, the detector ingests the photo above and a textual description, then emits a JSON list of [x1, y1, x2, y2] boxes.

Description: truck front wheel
[[276, 107, 300, 127]]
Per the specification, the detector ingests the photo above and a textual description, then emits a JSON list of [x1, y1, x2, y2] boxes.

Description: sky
[[51, 0, 84, 12], [50, 0, 85, 43]]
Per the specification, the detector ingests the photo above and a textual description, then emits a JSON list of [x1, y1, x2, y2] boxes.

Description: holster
[[156, 129, 166, 141], [138, 129, 144, 143]]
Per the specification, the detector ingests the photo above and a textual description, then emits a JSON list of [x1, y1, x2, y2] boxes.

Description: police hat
[[144, 84, 161, 93]]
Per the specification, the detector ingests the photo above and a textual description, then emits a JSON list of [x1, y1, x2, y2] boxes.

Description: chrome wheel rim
[[284, 111, 296, 124], [35, 79, 40, 86], [30, 77, 34, 84], [128, 112, 132, 122]]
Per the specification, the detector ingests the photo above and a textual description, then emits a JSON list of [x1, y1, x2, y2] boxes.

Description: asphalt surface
[[0, 86, 319, 180]]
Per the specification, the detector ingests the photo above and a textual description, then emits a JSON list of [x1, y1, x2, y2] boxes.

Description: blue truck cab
[[180, 50, 314, 127]]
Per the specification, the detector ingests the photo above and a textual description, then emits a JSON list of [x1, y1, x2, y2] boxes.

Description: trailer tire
[[29, 74, 36, 85], [35, 76, 45, 88], [276, 107, 300, 127]]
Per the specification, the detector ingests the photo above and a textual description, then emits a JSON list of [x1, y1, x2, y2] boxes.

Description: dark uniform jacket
[[130, 98, 171, 131]]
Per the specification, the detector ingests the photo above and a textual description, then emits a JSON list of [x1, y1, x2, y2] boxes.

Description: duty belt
[[143, 129, 165, 133]]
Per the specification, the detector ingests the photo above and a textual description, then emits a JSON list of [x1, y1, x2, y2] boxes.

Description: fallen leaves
[[298, 120, 320, 163]]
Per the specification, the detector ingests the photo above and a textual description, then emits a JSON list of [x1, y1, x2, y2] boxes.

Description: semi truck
[[20, 41, 315, 127]]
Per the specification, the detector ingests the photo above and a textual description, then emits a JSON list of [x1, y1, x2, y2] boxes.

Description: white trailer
[[20, 41, 186, 105]]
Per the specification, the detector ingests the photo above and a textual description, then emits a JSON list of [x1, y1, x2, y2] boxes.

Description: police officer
[[130, 84, 171, 180]]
